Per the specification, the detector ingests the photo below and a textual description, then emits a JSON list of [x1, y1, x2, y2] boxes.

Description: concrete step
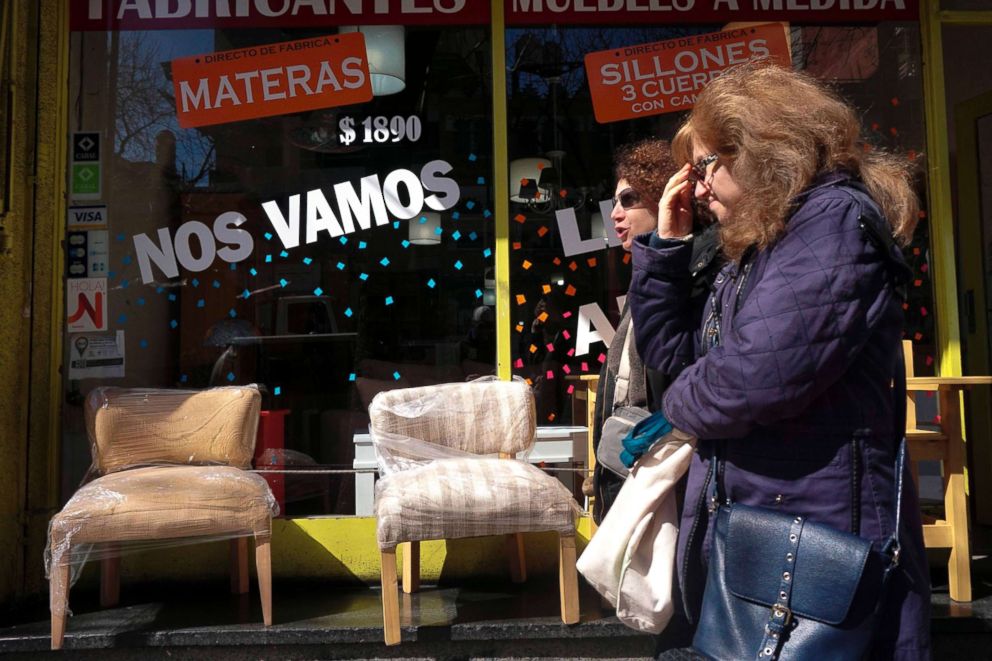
[[1, 571, 990, 659]]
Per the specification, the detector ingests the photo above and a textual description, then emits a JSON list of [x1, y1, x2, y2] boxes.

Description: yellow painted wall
[[69, 517, 593, 588], [23, 0, 68, 598], [0, 0, 67, 606], [0, 0, 37, 605]]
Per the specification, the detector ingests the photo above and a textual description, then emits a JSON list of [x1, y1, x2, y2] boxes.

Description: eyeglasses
[[689, 153, 719, 186], [612, 188, 643, 210]]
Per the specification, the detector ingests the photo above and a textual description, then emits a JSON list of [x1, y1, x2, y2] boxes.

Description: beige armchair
[[369, 380, 580, 645], [46, 386, 277, 649]]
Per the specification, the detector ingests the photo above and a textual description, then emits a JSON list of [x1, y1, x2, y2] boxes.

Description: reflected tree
[[110, 31, 215, 186]]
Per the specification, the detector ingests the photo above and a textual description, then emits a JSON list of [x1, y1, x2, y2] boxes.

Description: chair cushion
[[374, 458, 578, 548], [49, 466, 277, 546], [369, 380, 536, 456], [86, 386, 261, 475]]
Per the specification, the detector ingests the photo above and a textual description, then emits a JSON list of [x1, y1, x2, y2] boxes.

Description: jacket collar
[[791, 170, 855, 205]]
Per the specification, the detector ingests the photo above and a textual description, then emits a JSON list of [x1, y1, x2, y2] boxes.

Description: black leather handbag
[[693, 360, 908, 660]]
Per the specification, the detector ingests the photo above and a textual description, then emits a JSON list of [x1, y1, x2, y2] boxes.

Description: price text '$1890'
[[338, 115, 423, 146]]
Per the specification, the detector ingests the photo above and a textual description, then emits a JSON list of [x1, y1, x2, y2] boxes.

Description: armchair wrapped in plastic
[[45, 386, 277, 650], [369, 378, 581, 645]]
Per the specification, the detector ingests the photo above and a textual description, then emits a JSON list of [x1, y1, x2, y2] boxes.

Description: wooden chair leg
[[558, 535, 580, 625], [230, 537, 249, 595], [402, 541, 420, 594], [909, 460, 921, 495], [946, 469, 972, 602], [100, 548, 120, 607], [941, 390, 972, 602], [50, 560, 70, 650], [507, 533, 527, 583], [254, 534, 272, 625], [381, 548, 401, 645]]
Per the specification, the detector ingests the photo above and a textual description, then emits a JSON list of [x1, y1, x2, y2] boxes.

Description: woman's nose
[[611, 203, 625, 222], [694, 179, 710, 199]]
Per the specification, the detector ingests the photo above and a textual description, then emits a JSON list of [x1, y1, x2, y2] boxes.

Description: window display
[[64, 12, 496, 515], [506, 21, 933, 426], [62, 2, 932, 518]]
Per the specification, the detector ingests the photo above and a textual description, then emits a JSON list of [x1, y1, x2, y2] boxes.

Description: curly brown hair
[[613, 138, 678, 211], [672, 64, 919, 263]]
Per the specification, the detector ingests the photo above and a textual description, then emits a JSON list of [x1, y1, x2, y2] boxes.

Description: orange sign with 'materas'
[[171, 33, 372, 129], [584, 24, 791, 124]]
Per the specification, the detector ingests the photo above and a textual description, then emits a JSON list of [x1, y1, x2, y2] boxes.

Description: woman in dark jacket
[[626, 65, 929, 659]]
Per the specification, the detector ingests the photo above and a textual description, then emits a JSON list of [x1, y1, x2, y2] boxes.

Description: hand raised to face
[[657, 164, 694, 239]]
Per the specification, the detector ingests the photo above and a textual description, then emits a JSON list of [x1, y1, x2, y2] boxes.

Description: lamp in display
[[482, 267, 496, 305], [408, 212, 441, 245], [590, 212, 606, 240], [509, 151, 594, 215], [340, 26, 406, 96], [509, 157, 553, 203]]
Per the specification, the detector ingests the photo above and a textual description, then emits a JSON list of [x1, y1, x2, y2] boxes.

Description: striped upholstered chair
[[369, 379, 580, 645]]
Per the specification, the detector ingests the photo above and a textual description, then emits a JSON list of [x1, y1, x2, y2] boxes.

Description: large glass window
[[63, 22, 495, 516], [61, 9, 934, 519], [505, 22, 933, 428]]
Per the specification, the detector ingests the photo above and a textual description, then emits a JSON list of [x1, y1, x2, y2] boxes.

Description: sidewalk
[[1, 558, 990, 659]]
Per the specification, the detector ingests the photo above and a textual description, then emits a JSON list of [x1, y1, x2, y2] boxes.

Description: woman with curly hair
[[625, 64, 929, 659], [590, 137, 721, 525]]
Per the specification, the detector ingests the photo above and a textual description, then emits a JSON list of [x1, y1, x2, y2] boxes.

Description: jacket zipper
[[678, 249, 751, 623], [851, 436, 862, 535], [732, 255, 754, 318], [680, 456, 714, 625]]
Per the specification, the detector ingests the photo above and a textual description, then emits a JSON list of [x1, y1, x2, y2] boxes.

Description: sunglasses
[[612, 188, 643, 210], [689, 153, 719, 186]]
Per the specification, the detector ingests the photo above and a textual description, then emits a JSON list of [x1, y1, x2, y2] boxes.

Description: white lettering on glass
[[575, 302, 615, 356]]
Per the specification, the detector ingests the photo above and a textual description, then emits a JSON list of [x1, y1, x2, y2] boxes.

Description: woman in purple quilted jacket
[[626, 65, 930, 659]]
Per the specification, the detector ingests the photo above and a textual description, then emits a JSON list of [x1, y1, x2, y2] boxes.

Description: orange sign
[[584, 24, 791, 124], [171, 33, 372, 129]]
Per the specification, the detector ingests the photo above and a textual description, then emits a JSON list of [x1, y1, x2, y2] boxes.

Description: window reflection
[[64, 25, 495, 516]]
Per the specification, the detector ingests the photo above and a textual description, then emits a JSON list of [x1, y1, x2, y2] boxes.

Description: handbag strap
[[881, 347, 908, 573], [614, 316, 634, 408], [610, 303, 649, 410], [756, 514, 806, 659]]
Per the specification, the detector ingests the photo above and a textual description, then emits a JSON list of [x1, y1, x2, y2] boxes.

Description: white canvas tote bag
[[577, 430, 696, 633]]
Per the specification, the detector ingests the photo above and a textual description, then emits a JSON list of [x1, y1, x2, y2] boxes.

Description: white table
[[351, 426, 587, 515]]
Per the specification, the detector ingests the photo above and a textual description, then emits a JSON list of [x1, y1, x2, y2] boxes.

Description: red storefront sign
[[506, 0, 917, 25], [584, 23, 791, 123], [72, 0, 916, 32], [71, 0, 488, 31], [171, 33, 372, 128]]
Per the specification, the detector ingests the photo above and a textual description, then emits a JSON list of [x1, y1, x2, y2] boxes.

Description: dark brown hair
[[672, 64, 919, 262], [613, 138, 678, 211]]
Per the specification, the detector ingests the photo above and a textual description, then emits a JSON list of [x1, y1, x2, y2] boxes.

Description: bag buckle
[[770, 603, 792, 628]]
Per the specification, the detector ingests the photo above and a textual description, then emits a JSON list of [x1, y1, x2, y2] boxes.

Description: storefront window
[[63, 16, 494, 516], [506, 21, 934, 426], [61, 3, 932, 518]]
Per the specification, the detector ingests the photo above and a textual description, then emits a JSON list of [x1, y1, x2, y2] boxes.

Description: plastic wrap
[[369, 378, 580, 549], [84, 385, 262, 479], [368, 376, 536, 475], [254, 448, 341, 505], [46, 386, 276, 605], [374, 456, 580, 548]]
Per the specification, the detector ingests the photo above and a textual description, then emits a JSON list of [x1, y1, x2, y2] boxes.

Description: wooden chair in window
[[369, 380, 581, 645], [903, 340, 990, 602], [46, 386, 277, 649]]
